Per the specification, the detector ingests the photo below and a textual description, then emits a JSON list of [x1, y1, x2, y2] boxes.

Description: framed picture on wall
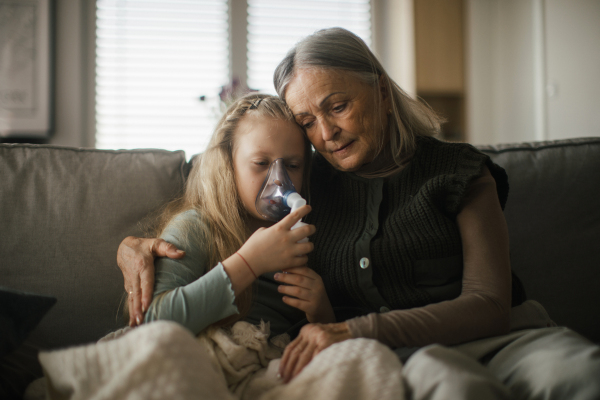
[[0, 0, 52, 139]]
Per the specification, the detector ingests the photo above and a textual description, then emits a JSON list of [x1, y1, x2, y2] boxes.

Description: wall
[[49, 0, 90, 147], [466, 0, 600, 145], [49, 0, 600, 148], [466, 0, 541, 145], [545, 0, 600, 139], [372, 0, 417, 97]]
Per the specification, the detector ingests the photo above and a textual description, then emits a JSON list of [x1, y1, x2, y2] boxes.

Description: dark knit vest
[[304, 136, 522, 313]]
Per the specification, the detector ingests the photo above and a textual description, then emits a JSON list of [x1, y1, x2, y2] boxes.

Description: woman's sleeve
[[347, 165, 512, 348], [144, 211, 239, 335]]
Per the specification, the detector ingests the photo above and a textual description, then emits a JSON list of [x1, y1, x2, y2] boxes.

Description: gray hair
[[274, 27, 442, 164]]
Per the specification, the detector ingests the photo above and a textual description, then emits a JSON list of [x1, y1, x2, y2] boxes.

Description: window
[[246, 0, 371, 93], [94, 0, 371, 158]]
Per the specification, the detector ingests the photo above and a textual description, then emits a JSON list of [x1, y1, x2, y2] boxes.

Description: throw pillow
[[0, 286, 56, 359]]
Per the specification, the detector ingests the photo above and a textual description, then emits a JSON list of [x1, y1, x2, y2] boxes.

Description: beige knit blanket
[[33, 320, 404, 400]]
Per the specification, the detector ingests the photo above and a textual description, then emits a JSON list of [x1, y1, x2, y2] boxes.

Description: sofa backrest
[[480, 137, 600, 343], [1, 138, 598, 352], [0, 144, 189, 349]]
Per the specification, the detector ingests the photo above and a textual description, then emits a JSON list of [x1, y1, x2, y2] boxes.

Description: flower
[[218, 77, 258, 106], [199, 77, 258, 120]]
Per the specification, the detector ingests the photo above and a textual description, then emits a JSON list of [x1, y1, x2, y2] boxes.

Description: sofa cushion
[[0, 144, 188, 349], [479, 137, 600, 343]]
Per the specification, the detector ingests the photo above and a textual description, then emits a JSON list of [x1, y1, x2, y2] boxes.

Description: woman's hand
[[117, 236, 185, 326], [279, 322, 352, 383], [274, 266, 335, 324], [237, 205, 316, 276]]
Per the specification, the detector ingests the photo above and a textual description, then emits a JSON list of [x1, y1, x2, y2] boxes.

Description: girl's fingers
[[291, 241, 314, 258], [290, 254, 309, 267], [289, 224, 316, 243], [275, 271, 314, 289], [278, 284, 311, 299], [279, 205, 312, 230], [281, 266, 318, 278], [282, 296, 310, 312]]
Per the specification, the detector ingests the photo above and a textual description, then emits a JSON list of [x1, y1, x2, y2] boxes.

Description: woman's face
[[233, 115, 306, 225], [284, 68, 390, 172]]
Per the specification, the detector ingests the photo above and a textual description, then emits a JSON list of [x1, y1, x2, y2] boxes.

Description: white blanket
[[34, 320, 404, 400]]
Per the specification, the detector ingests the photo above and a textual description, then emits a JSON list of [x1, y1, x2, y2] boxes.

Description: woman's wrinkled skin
[[118, 237, 184, 326], [284, 68, 390, 173]]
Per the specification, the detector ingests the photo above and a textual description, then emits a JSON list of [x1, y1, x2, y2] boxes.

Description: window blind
[[94, 1, 372, 158], [95, 0, 229, 158], [247, 0, 372, 94]]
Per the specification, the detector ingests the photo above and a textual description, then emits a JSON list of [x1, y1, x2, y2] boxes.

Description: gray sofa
[[1, 137, 599, 397]]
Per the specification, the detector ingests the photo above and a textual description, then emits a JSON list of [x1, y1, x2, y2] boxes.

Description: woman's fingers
[[280, 337, 309, 382], [280, 334, 319, 383], [279, 323, 352, 382], [139, 268, 153, 315], [151, 238, 185, 259], [118, 236, 184, 327], [290, 346, 318, 382], [125, 269, 142, 326], [127, 289, 136, 326], [280, 335, 301, 376], [130, 287, 142, 326]]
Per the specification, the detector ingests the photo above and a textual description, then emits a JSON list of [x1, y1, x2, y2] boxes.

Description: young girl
[[143, 93, 336, 334]]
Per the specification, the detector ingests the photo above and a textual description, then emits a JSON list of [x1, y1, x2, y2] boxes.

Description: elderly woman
[[119, 28, 600, 399]]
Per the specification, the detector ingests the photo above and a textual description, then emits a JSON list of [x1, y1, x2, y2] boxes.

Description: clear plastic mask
[[255, 158, 298, 221]]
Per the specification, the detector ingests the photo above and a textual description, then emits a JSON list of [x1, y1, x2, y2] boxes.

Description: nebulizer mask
[[255, 158, 308, 243]]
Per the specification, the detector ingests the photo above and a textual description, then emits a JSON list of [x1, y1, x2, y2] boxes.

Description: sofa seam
[[477, 138, 600, 155], [0, 143, 186, 156]]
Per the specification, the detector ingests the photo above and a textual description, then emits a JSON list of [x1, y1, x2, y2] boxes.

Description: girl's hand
[[278, 322, 352, 383], [274, 266, 335, 324], [237, 205, 316, 276]]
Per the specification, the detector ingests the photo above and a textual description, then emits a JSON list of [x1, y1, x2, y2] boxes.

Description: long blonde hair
[[274, 27, 443, 171], [152, 93, 312, 327]]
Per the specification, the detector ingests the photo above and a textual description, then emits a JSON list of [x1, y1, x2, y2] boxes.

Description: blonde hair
[[274, 27, 443, 169], [150, 93, 312, 328]]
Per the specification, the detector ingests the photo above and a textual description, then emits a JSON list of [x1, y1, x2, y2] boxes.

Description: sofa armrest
[[0, 144, 189, 349], [479, 137, 600, 343]]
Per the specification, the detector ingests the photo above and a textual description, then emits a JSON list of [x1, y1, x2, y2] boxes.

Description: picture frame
[[0, 0, 52, 139]]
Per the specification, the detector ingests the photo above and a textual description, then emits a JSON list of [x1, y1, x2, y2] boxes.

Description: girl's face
[[233, 115, 306, 226]]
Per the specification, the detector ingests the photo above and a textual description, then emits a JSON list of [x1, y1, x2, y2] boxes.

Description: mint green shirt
[[144, 209, 307, 336], [144, 210, 239, 334]]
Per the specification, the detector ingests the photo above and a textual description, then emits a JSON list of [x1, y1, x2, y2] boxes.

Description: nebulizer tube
[[255, 159, 309, 243]]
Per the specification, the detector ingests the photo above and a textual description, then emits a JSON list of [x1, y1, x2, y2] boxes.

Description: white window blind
[[247, 0, 372, 94], [95, 0, 229, 158], [94, 1, 372, 157]]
